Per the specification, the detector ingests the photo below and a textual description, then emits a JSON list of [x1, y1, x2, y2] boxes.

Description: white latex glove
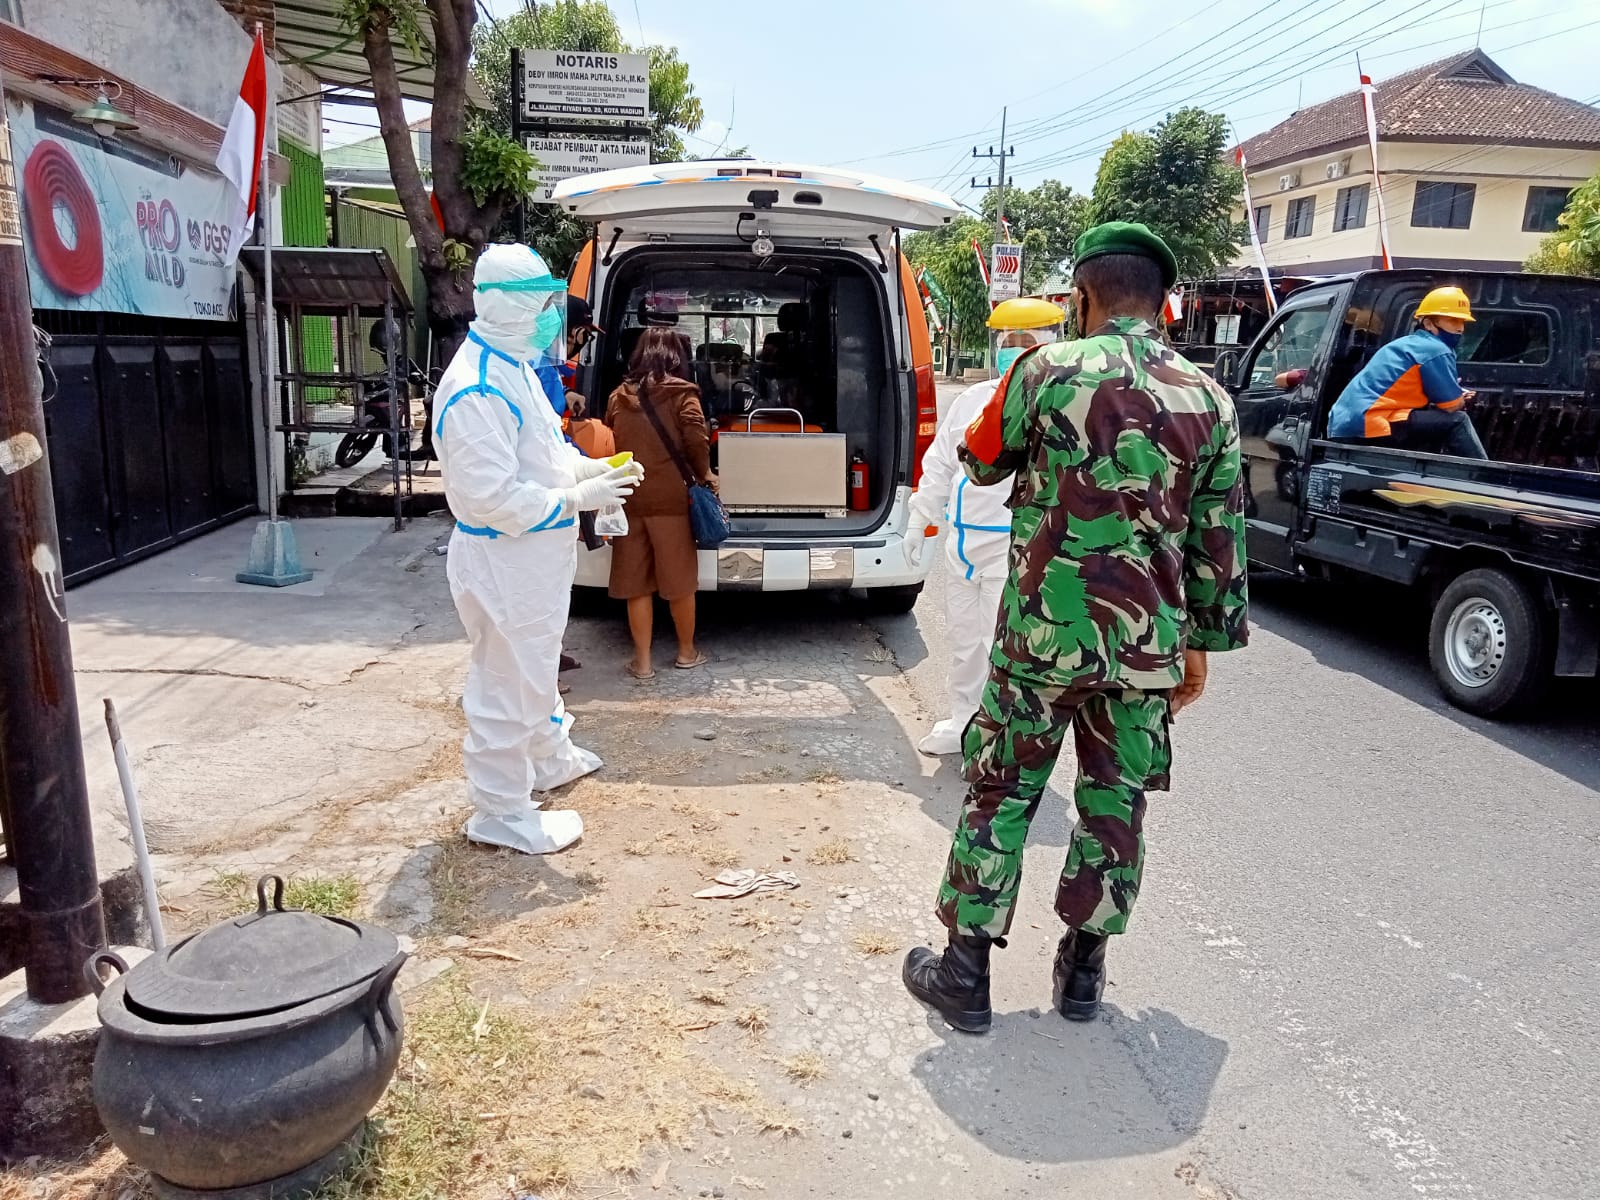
[[906, 495, 939, 534], [907, 533, 926, 568], [562, 464, 638, 512], [573, 454, 644, 483]]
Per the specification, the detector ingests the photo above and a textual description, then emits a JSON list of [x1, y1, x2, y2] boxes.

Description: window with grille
[[1252, 204, 1271, 243], [1412, 181, 1476, 229], [1333, 184, 1369, 232], [1522, 186, 1573, 233], [1284, 196, 1316, 239]]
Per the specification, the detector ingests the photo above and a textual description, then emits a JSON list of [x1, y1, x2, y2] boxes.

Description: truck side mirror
[[1212, 349, 1241, 387]]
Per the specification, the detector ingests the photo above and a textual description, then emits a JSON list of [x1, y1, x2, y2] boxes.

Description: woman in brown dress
[[605, 328, 714, 678]]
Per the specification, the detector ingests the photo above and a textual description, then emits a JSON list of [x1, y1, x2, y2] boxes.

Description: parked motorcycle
[[334, 318, 437, 468]]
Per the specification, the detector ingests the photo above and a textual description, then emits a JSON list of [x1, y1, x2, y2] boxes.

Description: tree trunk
[[426, 266, 474, 366]]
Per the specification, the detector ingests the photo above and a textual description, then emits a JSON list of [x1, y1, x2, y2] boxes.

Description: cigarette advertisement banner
[[7, 98, 239, 320]]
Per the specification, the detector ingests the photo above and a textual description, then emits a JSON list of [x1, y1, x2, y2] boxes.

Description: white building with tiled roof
[[1231, 50, 1600, 274]]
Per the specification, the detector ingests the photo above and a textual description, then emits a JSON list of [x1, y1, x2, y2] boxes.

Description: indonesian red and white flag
[[216, 32, 268, 266], [1358, 71, 1394, 270], [1162, 288, 1184, 324]]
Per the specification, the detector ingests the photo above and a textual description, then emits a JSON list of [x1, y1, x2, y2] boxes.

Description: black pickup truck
[[1212, 268, 1600, 717]]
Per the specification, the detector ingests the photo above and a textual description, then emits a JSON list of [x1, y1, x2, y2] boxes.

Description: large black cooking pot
[[88, 876, 407, 1196]]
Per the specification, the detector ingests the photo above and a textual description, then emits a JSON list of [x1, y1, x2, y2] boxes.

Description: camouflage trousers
[[936, 670, 1172, 941]]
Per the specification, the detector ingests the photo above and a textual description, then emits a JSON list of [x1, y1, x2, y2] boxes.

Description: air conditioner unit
[[1326, 157, 1351, 180], [1278, 172, 1300, 191]]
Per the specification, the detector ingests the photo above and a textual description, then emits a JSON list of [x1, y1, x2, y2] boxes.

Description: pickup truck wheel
[[1428, 568, 1549, 716]]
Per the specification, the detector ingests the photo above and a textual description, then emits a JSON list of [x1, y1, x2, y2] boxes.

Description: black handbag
[[638, 384, 731, 549]]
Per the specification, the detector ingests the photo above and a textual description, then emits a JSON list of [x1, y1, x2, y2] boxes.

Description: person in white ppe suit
[[908, 298, 1066, 756], [436, 244, 643, 854]]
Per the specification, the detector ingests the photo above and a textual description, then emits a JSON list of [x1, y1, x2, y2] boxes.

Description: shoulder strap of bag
[[637, 381, 698, 487]]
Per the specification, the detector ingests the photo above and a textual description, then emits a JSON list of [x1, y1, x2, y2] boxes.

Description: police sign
[[989, 243, 1023, 302]]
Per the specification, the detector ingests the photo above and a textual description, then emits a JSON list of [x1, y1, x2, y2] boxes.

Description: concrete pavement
[[879, 390, 1600, 1198], [32, 487, 1599, 1199]]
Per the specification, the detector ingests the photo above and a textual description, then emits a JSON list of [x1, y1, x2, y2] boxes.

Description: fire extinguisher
[[849, 452, 870, 511]]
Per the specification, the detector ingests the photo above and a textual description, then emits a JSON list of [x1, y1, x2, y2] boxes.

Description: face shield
[[472, 245, 568, 366], [986, 298, 1067, 378]]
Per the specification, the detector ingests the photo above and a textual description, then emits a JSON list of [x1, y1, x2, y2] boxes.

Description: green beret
[[1072, 221, 1178, 289]]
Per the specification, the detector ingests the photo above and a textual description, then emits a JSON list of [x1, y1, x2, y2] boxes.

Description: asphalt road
[[868, 382, 1600, 1198]]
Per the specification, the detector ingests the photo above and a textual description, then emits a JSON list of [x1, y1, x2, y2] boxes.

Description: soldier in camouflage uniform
[[903, 222, 1250, 1033]]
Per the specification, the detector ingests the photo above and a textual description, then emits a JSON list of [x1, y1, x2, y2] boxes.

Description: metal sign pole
[[0, 71, 107, 1003]]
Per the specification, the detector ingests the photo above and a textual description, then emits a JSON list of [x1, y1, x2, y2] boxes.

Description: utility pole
[[0, 69, 107, 1004], [972, 107, 1012, 242]]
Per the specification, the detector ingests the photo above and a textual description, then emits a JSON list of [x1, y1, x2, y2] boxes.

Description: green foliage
[[905, 179, 1089, 349], [460, 127, 538, 208], [904, 214, 993, 351], [469, 2, 704, 157], [980, 180, 1091, 292], [644, 45, 704, 162], [1525, 173, 1600, 277], [468, 2, 709, 272], [1088, 108, 1244, 280], [337, 0, 427, 56], [472, 0, 625, 137]]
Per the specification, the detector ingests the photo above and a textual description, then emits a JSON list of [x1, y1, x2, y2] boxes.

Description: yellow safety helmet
[[987, 297, 1065, 330], [1414, 286, 1475, 323]]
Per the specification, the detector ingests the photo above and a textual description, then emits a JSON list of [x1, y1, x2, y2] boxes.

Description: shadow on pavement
[[1249, 574, 1600, 793], [910, 1002, 1227, 1162]]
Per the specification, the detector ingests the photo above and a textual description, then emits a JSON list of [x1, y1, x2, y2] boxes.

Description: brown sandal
[[674, 652, 708, 670], [625, 663, 656, 680]]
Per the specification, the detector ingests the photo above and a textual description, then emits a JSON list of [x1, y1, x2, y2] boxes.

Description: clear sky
[[331, 0, 1599, 211]]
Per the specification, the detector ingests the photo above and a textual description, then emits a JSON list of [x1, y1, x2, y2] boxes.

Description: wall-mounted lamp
[[39, 76, 139, 138]]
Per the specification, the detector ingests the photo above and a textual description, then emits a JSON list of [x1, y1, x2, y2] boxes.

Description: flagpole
[[235, 25, 310, 587], [1357, 55, 1394, 270], [1235, 141, 1278, 316], [258, 22, 276, 526]]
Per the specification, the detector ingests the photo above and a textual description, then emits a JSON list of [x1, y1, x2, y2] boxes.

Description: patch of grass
[[732, 909, 778, 937], [781, 1052, 828, 1084], [693, 987, 729, 1006], [734, 1006, 769, 1035], [806, 838, 855, 866], [702, 844, 741, 869], [212, 872, 361, 919], [804, 766, 843, 785], [625, 839, 656, 857], [312, 982, 776, 1200], [851, 930, 899, 956], [756, 1107, 804, 1138], [573, 867, 606, 888], [284, 875, 361, 917]]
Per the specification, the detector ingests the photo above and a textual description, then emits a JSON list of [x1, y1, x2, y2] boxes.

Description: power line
[[1019, 0, 1455, 173]]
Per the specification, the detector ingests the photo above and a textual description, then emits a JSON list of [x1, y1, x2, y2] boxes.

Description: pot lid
[[123, 876, 400, 1021]]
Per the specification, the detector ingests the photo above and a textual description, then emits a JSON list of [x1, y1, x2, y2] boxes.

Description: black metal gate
[[35, 312, 257, 586]]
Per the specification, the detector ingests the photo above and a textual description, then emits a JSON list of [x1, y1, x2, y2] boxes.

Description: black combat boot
[[902, 933, 998, 1034], [1052, 930, 1108, 1021]]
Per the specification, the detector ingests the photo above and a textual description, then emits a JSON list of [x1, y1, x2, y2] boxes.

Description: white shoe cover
[[464, 808, 583, 855], [917, 720, 964, 757], [530, 742, 602, 792]]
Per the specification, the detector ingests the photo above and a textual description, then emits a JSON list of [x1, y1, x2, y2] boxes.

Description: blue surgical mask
[[1434, 329, 1462, 350], [996, 346, 1025, 373]]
